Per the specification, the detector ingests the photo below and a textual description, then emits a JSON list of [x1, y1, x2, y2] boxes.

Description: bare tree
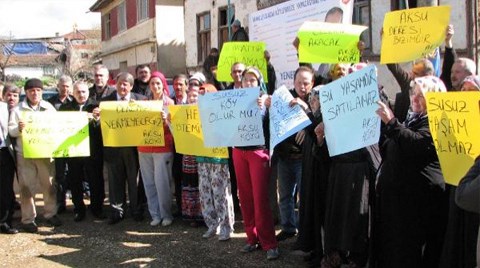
[[0, 40, 16, 82]]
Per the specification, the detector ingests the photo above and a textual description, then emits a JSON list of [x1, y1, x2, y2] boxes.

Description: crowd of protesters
[[0, 22, 479, 267]]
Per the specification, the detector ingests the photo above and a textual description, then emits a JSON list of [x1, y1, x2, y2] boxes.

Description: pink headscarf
[[150, 71, 169, 96]]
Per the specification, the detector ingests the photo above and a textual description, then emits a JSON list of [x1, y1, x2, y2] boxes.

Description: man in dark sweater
[[132, 64, 152, 98]]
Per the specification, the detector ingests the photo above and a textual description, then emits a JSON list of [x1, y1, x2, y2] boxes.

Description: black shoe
[[46, 215, 63, 227], [0, 223, 18, 234], [74, 212, 86, 222], [276, 231, 296, 241], [108, 214, 123, 225], [21, 222, 38, 233]]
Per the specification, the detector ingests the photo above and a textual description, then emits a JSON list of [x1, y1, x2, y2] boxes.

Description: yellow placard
[[100, 101, 165, 147], [426, 92, 480, 186], [298, 21, 367, 63], [168, 104, 228, 158], [22, 111, 90, 158], [380, 5, 451, 64], [217, 41, 268, 82]]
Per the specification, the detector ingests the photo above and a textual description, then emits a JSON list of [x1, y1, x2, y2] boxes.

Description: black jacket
[[231, 27, 249, 41], [59, 98, 102, 157], [89, 85, 116, 102]]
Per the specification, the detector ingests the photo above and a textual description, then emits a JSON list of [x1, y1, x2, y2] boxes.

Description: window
[[137, 0, 148, 22], [118, 1, 126, 32], [81, 53, 89, 59], [197, 12, 211, 64], [119, 61, 128, 72], [43, 66, 55, 75], [392, 0, 418, 10], [353, 0, 371, 50], [103, 13, 111, 39], [218, 6, 234, 50]]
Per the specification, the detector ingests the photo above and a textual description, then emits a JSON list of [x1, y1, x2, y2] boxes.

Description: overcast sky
[[0, 0, 100, 39]]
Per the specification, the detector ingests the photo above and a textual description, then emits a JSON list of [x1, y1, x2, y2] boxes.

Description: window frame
[[353, 0, 372, 51], [118, 1, 127, 33], [103, 13, 111, 40], [391, 0, 418, 10], [137, 0, 149, 23], [218, 6, 235, 50], [197, 12, 211, 64]]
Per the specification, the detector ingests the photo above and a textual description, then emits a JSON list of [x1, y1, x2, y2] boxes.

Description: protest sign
[[426, 92, 480, 186], [320, 65, 380, 156], [198, 87, 265, 147], [250, 0, 354, 88], [22, 111, 90, 158], [298, 21, 367, 63], [217, 41, 267, 82], [269, 85, 311, 153], [380, 5, 451, 64], [168, 104, 228, 158], [100, 101, 164, 147]]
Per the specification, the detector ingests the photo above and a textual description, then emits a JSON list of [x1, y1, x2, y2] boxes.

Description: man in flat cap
[[8, 78, 61, 233]]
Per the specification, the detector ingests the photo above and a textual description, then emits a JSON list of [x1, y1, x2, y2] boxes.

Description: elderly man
[[48, 75, 73, 110], [231, 19, 249, 41], [450, 58, 476, 90], [9, 78, 61, 232], [226, 62, 246, 90], [101, 72, 147, 224], [60, 81, 105, 222], [48, 75, 74, 214], [89, 64, 116, 101]]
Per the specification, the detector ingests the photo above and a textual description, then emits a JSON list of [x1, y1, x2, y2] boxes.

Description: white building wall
[[5, 67, 44, 79], [155, 2, 186, 76], [99, 0, 185, 76]]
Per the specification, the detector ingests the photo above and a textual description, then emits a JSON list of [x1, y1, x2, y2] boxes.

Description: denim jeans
[[277, 157, 302, 233]]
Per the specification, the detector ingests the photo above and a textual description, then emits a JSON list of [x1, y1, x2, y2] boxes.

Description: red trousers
[[233, 148, 277, 250]]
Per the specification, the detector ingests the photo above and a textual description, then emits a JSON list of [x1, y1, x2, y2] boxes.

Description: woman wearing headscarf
[[460, 75, 480, 91], [320, 63, 378, 268], [137, 71, 175, 227], [181, 72, 206, 227], [374, 76, 449, 267], [196, 83, 235, 241], [233, 66, 279, 260], [294, 85, 331, 267]]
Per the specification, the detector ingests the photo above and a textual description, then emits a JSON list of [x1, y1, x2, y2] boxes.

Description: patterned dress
[[181, 155, 203, 223], [197, 156, 234, 234]]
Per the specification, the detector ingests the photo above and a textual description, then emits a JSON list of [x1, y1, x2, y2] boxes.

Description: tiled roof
[[3, 54, 59, 66]]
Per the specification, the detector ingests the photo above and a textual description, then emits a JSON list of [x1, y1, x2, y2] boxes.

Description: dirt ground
[[0, 195, 305, 268]]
